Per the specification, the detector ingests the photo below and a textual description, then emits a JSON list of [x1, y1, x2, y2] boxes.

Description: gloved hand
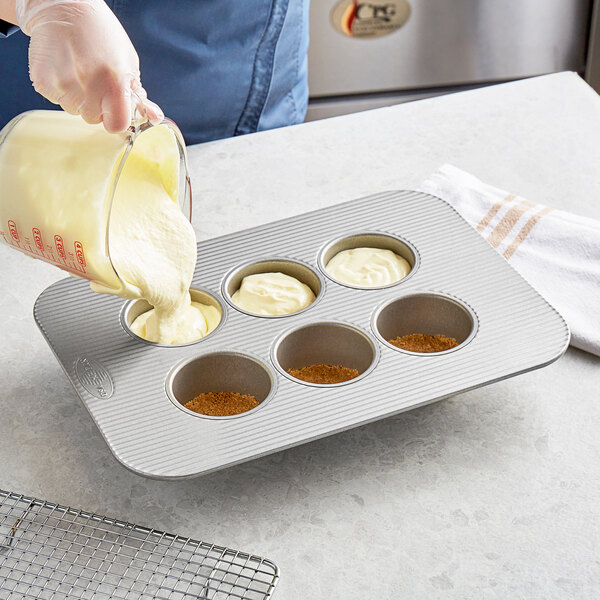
[[15, 0, 163, 132]]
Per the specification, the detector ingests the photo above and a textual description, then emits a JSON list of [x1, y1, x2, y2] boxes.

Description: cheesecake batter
[[231, 272, 316, 315], [325, 247, 410, 288], [130, 300, 221, 344], [97, 127, 218, 344]]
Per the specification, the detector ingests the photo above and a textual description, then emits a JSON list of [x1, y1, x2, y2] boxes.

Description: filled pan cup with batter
[[223, 258, 324, 317], [318, 232, 418, 289]]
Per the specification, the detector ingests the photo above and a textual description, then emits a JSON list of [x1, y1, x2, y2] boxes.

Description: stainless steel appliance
[[307, 0, 593, 120], [588, 0, 600, 91]]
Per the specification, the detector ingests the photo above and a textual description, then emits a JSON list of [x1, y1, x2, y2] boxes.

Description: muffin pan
[[33, 190, 570, 479]]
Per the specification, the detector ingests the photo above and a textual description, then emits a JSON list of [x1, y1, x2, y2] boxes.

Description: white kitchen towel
[[419, 164, 600, 357]]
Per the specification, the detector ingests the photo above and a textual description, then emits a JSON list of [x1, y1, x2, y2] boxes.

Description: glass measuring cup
[[0, 107, 191, 296]]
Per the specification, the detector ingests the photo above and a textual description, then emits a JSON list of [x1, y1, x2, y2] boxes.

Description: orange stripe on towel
[[503, 206, 554, 260], [476, 193, 515, 232], [487, 198, 535, 248]]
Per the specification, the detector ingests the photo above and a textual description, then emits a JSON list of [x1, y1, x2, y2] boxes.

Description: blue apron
[[0, 0, 309, 145]]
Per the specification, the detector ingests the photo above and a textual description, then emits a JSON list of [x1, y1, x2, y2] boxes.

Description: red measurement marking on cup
[[32, 228, 44, 252], [7, 220, 19, 243], [74, 241, 86, 269], [54, 235, 66, 260]]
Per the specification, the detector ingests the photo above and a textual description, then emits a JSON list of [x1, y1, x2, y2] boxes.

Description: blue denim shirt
[[0, 0, 309, 144]]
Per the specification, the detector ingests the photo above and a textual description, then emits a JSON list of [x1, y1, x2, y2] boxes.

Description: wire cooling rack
[[0, 490, 278, 599]]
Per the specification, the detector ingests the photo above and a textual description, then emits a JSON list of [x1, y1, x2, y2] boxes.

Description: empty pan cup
[[372, 292, 478, 355], [272, 321, 379, 386], [166, 351, 276, 418]]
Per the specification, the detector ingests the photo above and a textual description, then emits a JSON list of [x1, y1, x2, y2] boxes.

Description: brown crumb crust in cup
[[388, 333, 458, 353], [184, 392, 259, 416], [288, 364, 359, 384]]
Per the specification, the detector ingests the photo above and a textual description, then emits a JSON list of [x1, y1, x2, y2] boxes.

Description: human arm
[[1, 0, 163, 132], [0, 0, 17, 24]]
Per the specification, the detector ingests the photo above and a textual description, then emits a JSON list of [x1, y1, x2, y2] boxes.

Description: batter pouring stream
[[92, 126, 219, 344]]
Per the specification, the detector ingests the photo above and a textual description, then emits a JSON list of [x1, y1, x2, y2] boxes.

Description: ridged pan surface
[[33, 191, 570, 479]]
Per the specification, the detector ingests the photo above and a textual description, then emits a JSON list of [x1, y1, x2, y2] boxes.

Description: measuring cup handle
[[130, 89, 148, 128]]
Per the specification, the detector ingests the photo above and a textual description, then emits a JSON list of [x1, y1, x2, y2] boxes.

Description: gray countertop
[[1, 72, 599, 599]]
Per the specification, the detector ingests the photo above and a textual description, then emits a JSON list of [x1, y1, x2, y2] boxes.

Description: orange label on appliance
[[74, 241, 86, 268], [54, 235, 66, 259], [32, 227, 44, 251], [331, 0, 410, 38], [8, 220, 19, 243]]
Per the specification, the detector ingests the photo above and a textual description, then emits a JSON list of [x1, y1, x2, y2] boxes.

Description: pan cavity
[[120, 288, 224, 347], [222, 258, 324, 317], [372, 292, 477, 355], [272, 321, 379, 387], [318, 232, 418, 289], [166, 351, 276, 418]]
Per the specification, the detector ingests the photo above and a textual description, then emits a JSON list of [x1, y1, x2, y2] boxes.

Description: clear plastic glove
[[16, 0, 163, 132]]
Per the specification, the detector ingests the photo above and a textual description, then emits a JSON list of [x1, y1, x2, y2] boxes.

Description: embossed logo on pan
[[74, 357, 113, 399], [331, 0, 411, 38]]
